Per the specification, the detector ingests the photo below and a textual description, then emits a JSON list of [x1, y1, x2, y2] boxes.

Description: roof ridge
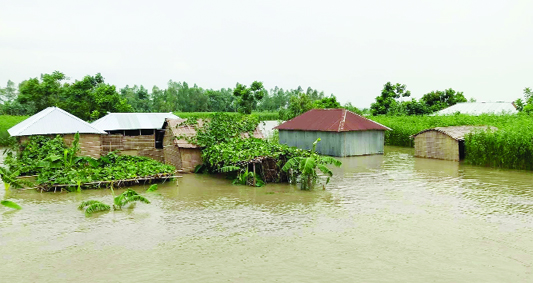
[[10, 107, 54, 136], [59, 108, 106, 133], [338, 109, 347, 132]]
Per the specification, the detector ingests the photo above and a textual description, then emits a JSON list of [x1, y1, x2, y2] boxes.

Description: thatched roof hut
[[411, 126, 495, 161]]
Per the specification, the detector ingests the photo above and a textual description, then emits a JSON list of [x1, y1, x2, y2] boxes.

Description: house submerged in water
[[8, 107, 106, 158], [411, 126, 495, 161], [274, 109, 390, 157]]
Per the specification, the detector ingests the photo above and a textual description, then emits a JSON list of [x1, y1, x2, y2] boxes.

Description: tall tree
[[233, 81, 266, 114], [370, 82, 411, 115], [420, 88, 467, 113]]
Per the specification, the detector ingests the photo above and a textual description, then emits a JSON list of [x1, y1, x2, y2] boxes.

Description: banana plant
[[78, 188, 151, 216], [281, 138, 342, 190], [0, 166, 28, 210]]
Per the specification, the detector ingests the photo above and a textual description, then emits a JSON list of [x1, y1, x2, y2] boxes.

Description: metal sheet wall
[[279, 130, 385, 157]]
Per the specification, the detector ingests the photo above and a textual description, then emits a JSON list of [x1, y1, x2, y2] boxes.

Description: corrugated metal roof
[[411, 125, 497, 141], [274, 109, 391, 132], [92, 112, 179, 131], [8, 107, 106, 136], [435, 102, 517, 115], [166, 118, 264, 148]]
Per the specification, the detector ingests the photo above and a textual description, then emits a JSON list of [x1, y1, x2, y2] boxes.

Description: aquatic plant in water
[[79, 188, 151, 216], [282, 138, 342, 190]]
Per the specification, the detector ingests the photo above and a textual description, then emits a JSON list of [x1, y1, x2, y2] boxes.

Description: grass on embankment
[[372, 114, 533, 170], [174, 111, 279, 121], [0, 115, 28, 146]]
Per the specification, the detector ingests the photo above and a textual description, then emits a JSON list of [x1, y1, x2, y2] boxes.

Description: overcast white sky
[[1, 0, 532, 108]]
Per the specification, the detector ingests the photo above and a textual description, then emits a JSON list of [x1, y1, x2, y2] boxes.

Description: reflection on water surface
[[1, 146, 532, 282]]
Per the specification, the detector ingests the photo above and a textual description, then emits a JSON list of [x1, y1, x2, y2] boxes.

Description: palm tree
[[282, 138, 342, 190]]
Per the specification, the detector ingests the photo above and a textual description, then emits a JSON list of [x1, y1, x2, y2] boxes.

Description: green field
[[174, 111, 279, 121], [0, 115, 28, 146]]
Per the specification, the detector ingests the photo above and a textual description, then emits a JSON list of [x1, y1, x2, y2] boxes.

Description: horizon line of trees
[[2, 71, 528, 121]]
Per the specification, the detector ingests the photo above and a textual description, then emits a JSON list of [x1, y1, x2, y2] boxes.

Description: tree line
[[3, 71, 524, 121]]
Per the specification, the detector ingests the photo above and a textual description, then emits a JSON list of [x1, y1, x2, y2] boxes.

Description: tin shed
[[411, 126, 495, 161], [274, 109, 390, 157], [92, 112, 178, 162], [7, 107, 106, 158]]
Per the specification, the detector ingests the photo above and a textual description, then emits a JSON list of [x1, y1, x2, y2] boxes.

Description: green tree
[[420, 88, 467, 113], [233, 81, 266, 114], [279, 92, 313, 120], [515, 87, 533, 113], [370, 82, 411, 116], [312, 96, 341, 109], [18, 71, 66, 113]]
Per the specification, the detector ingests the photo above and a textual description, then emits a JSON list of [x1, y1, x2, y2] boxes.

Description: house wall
[[163, 128, 182, 170], [19, 134, 102, 159], [279, 130, 385, 157], [342, 131, 385, 156], [414, 131, 459, 161], [179, 148, 203, 173], [101, 133, 164, 162]]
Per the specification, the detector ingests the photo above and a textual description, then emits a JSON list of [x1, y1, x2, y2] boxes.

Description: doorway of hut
[[155, 130, 165, 149], [459, 140, 466, 160]]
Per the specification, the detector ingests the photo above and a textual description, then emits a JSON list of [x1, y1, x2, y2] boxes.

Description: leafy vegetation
[[370, 82, 467, 116], [78, 188, 150, 216], [0, 166, 28, 210], [282, 138, 342, 190], [233, 81, 266, 114], [174, 111, 279, 121], [0, 115, 28, 146], [4, 134, 175, 190]]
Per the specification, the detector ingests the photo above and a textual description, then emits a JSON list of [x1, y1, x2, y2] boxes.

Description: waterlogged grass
[[174, 111, 278, 121], [372, 114, 533, 170], [0, 115, 28, 146]]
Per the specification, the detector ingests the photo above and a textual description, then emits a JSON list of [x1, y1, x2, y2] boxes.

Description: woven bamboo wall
[[101, 134, 164, 161], [414, 131, 460, 161], [163, 128, 182, 170]]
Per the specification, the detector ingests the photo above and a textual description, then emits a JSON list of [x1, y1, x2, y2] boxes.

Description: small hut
[[92, 112, 178, 162], [274, 109, 391, 157], [7, 107, 106, 158], [163, 118, 264, 172], [411, 126, 494, 161]]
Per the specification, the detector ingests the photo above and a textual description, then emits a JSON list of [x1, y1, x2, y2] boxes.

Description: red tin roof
[[274, 109, 391, 132]]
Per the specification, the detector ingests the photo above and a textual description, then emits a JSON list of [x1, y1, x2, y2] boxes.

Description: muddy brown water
[[1, 146, 532, 282]]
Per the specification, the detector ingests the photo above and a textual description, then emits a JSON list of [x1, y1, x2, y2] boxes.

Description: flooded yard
[[1, 146, 532, 282]]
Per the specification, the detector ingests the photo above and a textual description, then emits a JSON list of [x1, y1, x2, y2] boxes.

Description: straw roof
[[8, 107, 106, 136], [411, 125, 496, 141], [166, 118, 264, 148]]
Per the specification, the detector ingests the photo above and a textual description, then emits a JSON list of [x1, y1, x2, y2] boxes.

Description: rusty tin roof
[[274, 109, 391, 132]]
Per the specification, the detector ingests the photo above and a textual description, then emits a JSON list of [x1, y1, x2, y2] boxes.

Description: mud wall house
[[411, 126, 495, 161], [163, 118, 264, 173], [7, 107, 106, 158], [91, 112, 178, 162], [274, 109, 391, 157]]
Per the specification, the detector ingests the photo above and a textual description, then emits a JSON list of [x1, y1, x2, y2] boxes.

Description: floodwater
[[1, 146, 533, 282]]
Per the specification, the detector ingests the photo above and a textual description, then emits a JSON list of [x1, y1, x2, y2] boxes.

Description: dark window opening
[[459, 140, 466, 160], [155, 130, 165, 149], [124, 130, 140, 136]]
